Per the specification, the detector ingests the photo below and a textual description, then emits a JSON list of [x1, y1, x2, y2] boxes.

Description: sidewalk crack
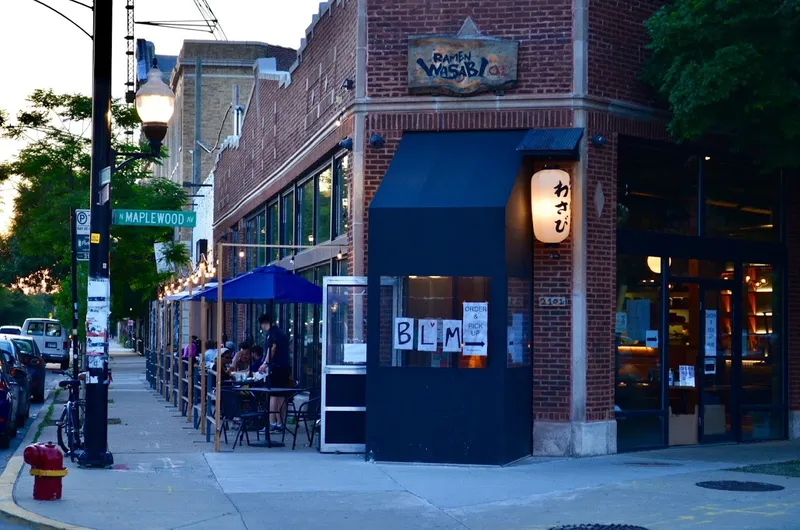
[[373, 464, 473, 529], [202, 452, 251, 530]]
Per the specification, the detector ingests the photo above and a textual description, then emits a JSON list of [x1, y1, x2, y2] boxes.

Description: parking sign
[[76, 209, 90, 261]]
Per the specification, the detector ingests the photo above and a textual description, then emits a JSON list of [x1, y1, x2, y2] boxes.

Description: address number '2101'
[[538, 296, 567, 307]]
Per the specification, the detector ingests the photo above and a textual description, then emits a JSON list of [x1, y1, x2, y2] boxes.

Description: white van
[[21, 318, 69, 369]]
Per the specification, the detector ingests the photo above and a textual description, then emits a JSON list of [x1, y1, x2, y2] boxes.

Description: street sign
[[76, 209, 90, 261], [112, 209, 197, 228], [99, 166, 111, 186], [462, 302, 488, 356]]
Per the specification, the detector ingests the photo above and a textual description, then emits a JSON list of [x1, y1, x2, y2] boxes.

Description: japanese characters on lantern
[[531, 169, 571, 244]]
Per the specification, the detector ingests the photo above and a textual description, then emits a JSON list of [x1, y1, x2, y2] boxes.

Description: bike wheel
[[56, 407, 69, 455], [68, 403, 83, 455]]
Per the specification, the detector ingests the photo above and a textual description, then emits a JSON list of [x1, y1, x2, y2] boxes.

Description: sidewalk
[[6, 346, 800, 529]]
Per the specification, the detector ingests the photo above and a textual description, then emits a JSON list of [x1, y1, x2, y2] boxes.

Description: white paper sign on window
[[679, 365, 695, 387], [704, 310, 717, 356], [417, 319, 438, 351], [462, 302, 488, 356], [442, 320, 462, 352], [393, 317, 414, 350]]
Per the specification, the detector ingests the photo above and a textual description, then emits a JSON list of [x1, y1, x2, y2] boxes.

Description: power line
[[29, 0, 92, 39]]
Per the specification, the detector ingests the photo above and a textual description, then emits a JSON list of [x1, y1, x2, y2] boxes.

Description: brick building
[[204, 0, 797, 464], [152, 40, 295, 255]]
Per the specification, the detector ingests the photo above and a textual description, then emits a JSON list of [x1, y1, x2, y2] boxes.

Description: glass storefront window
[[617, 137, 698, 235], [741, 264, 782, 413], [507, 278, 531, 367], [668, 258, 734, 279], [268, 201, 279, 262], [298, 178, 314, 246], [379, 276, 490, 369], [705, 159, 779, 241], [316, 168, 332, 244], [616, 255, 662, 411], [326, 282, 367, 367], [280, 192, 294, 258], [244, 217, 257, 271], [615, 254, 663, 450], [334, 156, 349, 238], [257, 211, 267, 266]]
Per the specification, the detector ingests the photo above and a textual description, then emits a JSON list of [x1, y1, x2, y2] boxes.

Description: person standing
[[257, 314, 292, 433]]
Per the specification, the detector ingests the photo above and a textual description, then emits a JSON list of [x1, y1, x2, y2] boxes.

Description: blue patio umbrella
[[192, 265, 322, 304]]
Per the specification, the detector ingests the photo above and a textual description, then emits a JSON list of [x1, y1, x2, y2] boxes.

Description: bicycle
[[55, 370, 85, 460]]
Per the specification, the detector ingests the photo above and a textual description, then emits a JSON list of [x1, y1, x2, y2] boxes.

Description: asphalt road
[[1, 365, 62, 466]]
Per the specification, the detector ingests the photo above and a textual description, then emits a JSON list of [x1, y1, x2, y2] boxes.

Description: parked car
[[21, 318, 69, 370], [0, 346, 19, 448], [0, 326, 21, 335], [0, 338, 30, 428], [4, 335, 46, 403]]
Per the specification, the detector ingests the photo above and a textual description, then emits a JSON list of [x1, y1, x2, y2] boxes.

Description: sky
[[0, 0, 322, 234]]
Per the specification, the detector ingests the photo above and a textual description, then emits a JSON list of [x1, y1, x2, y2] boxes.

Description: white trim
[[570, 0, 589, 425]]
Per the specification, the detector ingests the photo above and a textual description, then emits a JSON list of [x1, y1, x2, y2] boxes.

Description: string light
[[238, 250, 245, 258]]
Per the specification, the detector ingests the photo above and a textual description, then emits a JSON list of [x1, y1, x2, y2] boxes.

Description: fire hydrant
[[23, 442, 68, 501]]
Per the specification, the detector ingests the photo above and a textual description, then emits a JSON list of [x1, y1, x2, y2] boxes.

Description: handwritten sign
[[408, 36, 519, 96], [462, 302, 488, 356]]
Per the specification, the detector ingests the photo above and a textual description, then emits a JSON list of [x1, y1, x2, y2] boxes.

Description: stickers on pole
[[462, 302, 488, 356], [86, 278, 110, 384]]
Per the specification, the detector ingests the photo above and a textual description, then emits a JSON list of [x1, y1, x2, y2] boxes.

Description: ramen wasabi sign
[[112, 209, 197, 228]]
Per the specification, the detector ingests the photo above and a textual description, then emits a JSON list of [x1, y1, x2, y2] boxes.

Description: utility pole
[[79, 0, 114, 468], [69, 169, 80, 380]]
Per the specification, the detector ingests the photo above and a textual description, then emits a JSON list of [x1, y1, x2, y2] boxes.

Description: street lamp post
[[79, 0, 174, 467]]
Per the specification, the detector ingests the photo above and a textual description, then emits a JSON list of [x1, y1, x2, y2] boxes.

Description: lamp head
[[135, 60, 175, 152]]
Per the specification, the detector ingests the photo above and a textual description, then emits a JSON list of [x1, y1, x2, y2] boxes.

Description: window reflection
[[316, 168, 332, 244], [380, 277, 490, 369]]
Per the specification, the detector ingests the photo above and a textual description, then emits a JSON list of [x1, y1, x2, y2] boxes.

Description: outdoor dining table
[[231, 386, 306, 448]]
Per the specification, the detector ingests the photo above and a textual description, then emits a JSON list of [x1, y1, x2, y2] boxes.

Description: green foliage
[[0, 287, 52, 326], [0, 90, 188, 334], [644, 0, 800, 168]]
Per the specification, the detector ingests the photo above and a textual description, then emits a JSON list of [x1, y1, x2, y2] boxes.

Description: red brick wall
[[366, 1, 573, 98], [365, 109, 575, 421], [587, 0, 662, 107], [213, 0, 357, 233]]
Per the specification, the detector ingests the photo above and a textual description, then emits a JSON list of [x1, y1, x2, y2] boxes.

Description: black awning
[[369, 130, 531, 277], [516, 127, 584, 159]]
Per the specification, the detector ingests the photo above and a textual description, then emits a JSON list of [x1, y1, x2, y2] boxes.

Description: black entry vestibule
[[615, 136, 788, 452], [366, 129, 547, 465]]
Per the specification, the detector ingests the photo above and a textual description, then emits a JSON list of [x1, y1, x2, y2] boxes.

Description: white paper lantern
[[646, 256, 671, 274], [531, 169, 571, 243]]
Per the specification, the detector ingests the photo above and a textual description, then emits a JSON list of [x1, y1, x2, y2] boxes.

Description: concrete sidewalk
[[8, 348, 800, 529]]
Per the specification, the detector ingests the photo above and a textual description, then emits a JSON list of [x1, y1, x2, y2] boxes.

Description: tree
[[644, 0, 800, 168], [0, 90, 189, 334], [0, 287, 52, 326]]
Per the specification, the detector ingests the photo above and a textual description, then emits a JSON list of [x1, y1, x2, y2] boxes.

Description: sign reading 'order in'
[[392, 302, 488, 357], [112, 209, 197, 228]]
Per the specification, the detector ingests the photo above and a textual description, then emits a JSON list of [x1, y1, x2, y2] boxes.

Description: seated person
[[250, 345, 264, 374], [203, 340, 217, 363], [219, 349, 234, 382], [230, 342, 252, 373]]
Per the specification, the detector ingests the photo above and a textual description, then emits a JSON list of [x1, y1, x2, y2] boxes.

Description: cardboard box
[[669, 406, 698, 446]]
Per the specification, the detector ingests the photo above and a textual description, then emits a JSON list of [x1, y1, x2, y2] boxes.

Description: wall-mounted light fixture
[[369, 134, 385, 150], [590, 134, 607, 147], [340, 78, 354, 91], [338, 137, 354, 151], [531, 168, 571, 245]]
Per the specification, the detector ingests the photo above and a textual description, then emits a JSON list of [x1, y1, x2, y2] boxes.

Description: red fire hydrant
[[23, 442, 68, 501]]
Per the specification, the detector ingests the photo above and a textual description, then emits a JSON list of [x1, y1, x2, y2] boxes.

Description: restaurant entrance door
[[667, 278, 740, 445]]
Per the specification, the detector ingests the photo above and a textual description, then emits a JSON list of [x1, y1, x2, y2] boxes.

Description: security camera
[[591, 135, 608, 147], [369, 134, 385, 149]]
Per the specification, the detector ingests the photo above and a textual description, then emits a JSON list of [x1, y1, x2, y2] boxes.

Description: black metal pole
[[69, 170, 80, 380], [78, 0, 114, 468]]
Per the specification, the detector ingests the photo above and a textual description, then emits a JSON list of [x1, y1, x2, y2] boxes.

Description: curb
[[0, 389, 91, 530]]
